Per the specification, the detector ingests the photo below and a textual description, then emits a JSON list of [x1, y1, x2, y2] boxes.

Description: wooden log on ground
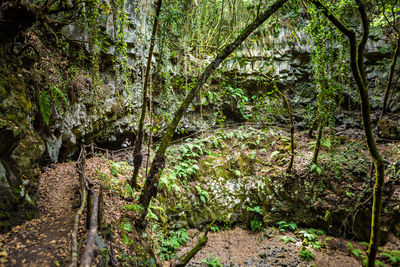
[[98, 186, 104, 229], [86, 189, 94, 230], [80, 189, 99, 267], [174, 231, 208, 267], [70, 187, 87, 267], [70, 159, 89, 267]]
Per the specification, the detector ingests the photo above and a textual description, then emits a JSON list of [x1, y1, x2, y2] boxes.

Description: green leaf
[[247, 206, 263, 215], [124, 204, 144, 213], [279, 236, 296, 243], [146, 208, 158, 220], [299, 250, 315, 262], [122, 232, 134, 245], [270, 150, 280, 159], [39, 91, 51, 126], [120, 220, 132, 232], [288, 221, 298, 231], [310, 163, 317, 172], [49, 84, 69, 108], [324, 210, 331, 222]]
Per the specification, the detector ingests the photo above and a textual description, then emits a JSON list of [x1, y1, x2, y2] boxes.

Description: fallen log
[[174, 231, 208, 267], [80, 189, 99, 267], [70, 165, 88, 267]]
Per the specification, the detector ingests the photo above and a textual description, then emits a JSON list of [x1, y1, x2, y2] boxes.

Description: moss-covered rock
[[0, 64, 44, 232], [378, 116, 400, 140], [159, 127, 400, 245]]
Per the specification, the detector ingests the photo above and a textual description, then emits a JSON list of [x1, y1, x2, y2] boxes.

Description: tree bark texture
[[309, 1, 385, 266], [138, 0, 288, 223], [131, 0, 163, 188]]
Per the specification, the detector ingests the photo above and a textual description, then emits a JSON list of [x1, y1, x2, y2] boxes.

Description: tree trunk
[[130, 0, 163, 188], [260, 73, 295, 173], [277, 89, 295, 173], [138, 0, 288, 226], [307, 112, 318, 138], [381, 37, 400, 116], [309, 1, 385, 266], [311, 119, 323, 165]]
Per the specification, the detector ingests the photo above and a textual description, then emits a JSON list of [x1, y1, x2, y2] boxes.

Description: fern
[[279, 235, 296, 244], [39, 91, 51, 126], [50, 84, 69, 109], [124, 204, 144, 213], [39, 85, 69, 126]]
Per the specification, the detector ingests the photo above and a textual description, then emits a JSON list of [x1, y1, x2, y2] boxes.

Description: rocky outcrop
[[377, 115, 400, 140], [0, 66, 44, 232], [158, 128, 400, 243]]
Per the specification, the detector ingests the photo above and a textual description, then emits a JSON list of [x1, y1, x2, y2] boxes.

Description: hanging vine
[[111, 0, 131, 94], [86, 0, 102, 94], [305, 3, 349, 165]]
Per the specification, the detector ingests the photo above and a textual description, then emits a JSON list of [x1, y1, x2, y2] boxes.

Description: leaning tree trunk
[[309, 1, 385, 266], [138, 0, 288, 226], [381, 37, 400, 116], [130, 0, 162, 188]]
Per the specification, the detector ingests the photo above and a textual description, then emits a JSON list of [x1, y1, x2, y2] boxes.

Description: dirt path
[[0, 162, 78, 266]]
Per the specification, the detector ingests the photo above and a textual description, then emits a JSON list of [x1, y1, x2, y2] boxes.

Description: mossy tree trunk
[[309, 1, 385, 266], [278, 89, 295, 173], [311, 119, 323, 165], [138, 0, 288, 226], [307, 112, 318, 138], [260, 73, 295, 173], [130, 0, 162, 189], [381, 37, 399, 116]]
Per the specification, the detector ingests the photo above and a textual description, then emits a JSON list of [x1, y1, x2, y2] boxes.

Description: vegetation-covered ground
[[0, 126, 398, 266], [23, 125, 394, 266]]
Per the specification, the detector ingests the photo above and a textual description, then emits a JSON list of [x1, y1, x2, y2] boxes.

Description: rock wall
[[0, 63, 45, 232]]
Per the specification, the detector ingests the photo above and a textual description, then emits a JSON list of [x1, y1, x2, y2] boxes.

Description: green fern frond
[[50, 84, 69, 109], [39, 91, 51, 126]]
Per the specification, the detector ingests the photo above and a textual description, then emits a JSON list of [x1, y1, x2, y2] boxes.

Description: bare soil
[[178, 227, 400, 267]]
